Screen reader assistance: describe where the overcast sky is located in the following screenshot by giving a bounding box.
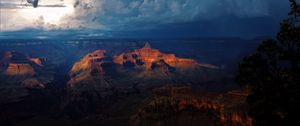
[0,0,291,38]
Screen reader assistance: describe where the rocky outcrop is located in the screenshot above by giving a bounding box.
[0,51,46,77]
[0,51,46,84]
[0,51,52,88]
[4,63,35,77]
[114,42,216,71]
[68,50,111,89]
[112,42,220,90]
[131,86,252,126]
[28,58,43,66]
[65,50,115,118]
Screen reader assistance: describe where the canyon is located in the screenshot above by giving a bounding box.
[0,40,260,126]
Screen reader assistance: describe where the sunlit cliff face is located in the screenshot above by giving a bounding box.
[68,50,107,88]
[113,43,217,70]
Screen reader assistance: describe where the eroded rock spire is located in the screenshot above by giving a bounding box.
[143,42,151,49]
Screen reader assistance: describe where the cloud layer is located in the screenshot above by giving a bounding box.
[0,0,290,37]
[68,0,274,30]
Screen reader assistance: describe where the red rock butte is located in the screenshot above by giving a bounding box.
[0,51,48,89]
[68,50,107,88]
[0,51,44,76]
[4,63,35,76]
[114,42,215,70]
[28,58,43,66]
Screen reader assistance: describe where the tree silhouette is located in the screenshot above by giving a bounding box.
[236,0,300,125]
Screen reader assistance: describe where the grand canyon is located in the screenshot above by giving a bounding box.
[1,0,298,125]
[0,39,259,126]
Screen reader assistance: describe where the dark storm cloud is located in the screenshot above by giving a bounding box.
[70,0,282,29]
[0,0,292,38]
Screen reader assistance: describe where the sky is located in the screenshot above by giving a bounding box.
[0,0,291,39]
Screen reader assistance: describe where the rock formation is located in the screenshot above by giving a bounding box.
[68,50,112,90]
[28,58,43,66]
[3,63,35,77]
[65,50,115,118]
[0,51,46,84]
[67,42,220,93]
[112,42,219,90]
[131,86,252,126]
[114,42,216,71]
[0,50,55,118]
[0,51,55,105]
